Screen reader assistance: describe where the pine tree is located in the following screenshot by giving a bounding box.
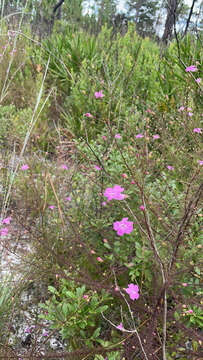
[96,0,118,28]
[126,0,159,37]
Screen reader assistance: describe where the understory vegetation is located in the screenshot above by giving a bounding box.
[0,16,202,360]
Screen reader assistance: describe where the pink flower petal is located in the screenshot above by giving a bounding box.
[21,164,29,170]
[104,185,126,201]
[94,165,101,171]
[116,322,124,331]
[113,217,133,236]
[136,133,143,138]
[178,106,185,112]
[1,227,9,237]
[84,112,93,117]
[167,165,174,171]
[94,90,104,99]
[49,205,55,210]
[193,128,202,133]
[2,216,11,224]
[125,283,139,300]
[185,65,198,72]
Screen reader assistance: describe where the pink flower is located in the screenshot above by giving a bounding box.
[94,165,101,171]
[90,249,95,254]
[61,164,68,170]
[195,78,201,83]
[113,217,133,236]
[136,133,143,138]
[102,135,107,140]
[43,331,49,337]
[25,327,32,334]
[182,283,188,287]
[103,238,108,243]
[102,201,106,206]
[122,173,127,178]
[140,205,145,211]
[1,227,8,237]
[178,106,185,112]
[49,205,55,210]
[193,128,202,133]
[187,112,193,117]
[2,216,11,224]
[131,180,135,184]
[104,185,126,201]
[187,309,193,314]
[94,90,104,99]
[115,134,121,139]
[66,196,71,201]
[116,322,124,331]
[97,257,103,262]
[187,107,192,111]
[21,164,29,170]
[185,65,198,72]
[167,165,174,171]
[125,283,139,300]
[153,134,160,140]
[115,286,119,291]
[197,160,203,166]
[83,295,88,300]
[84,112,93,117]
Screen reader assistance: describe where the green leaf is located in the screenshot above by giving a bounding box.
[76,286,86,297]
[62,303,69,317]
[174,311,180,320]
[65,290,76,299]
[97,305,108,313]
[92,327,101,339]
[48,286,57,294]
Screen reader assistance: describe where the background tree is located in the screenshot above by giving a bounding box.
[62,0,84,29]
[96,0,118,30]
[162,0,179,43]
[126,0,159,37]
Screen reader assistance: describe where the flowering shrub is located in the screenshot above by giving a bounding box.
[0,23,202,360]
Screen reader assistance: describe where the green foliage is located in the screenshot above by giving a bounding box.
[39,279,110,348]
[158,33,203,109]
[0,105,16,149]
[94,353,120,360]
[0,278,16,340]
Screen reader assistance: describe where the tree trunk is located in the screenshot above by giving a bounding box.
[183,0,197,37]
[50,0,65,34]
[135,0,144,26]
[162,0,179,43]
